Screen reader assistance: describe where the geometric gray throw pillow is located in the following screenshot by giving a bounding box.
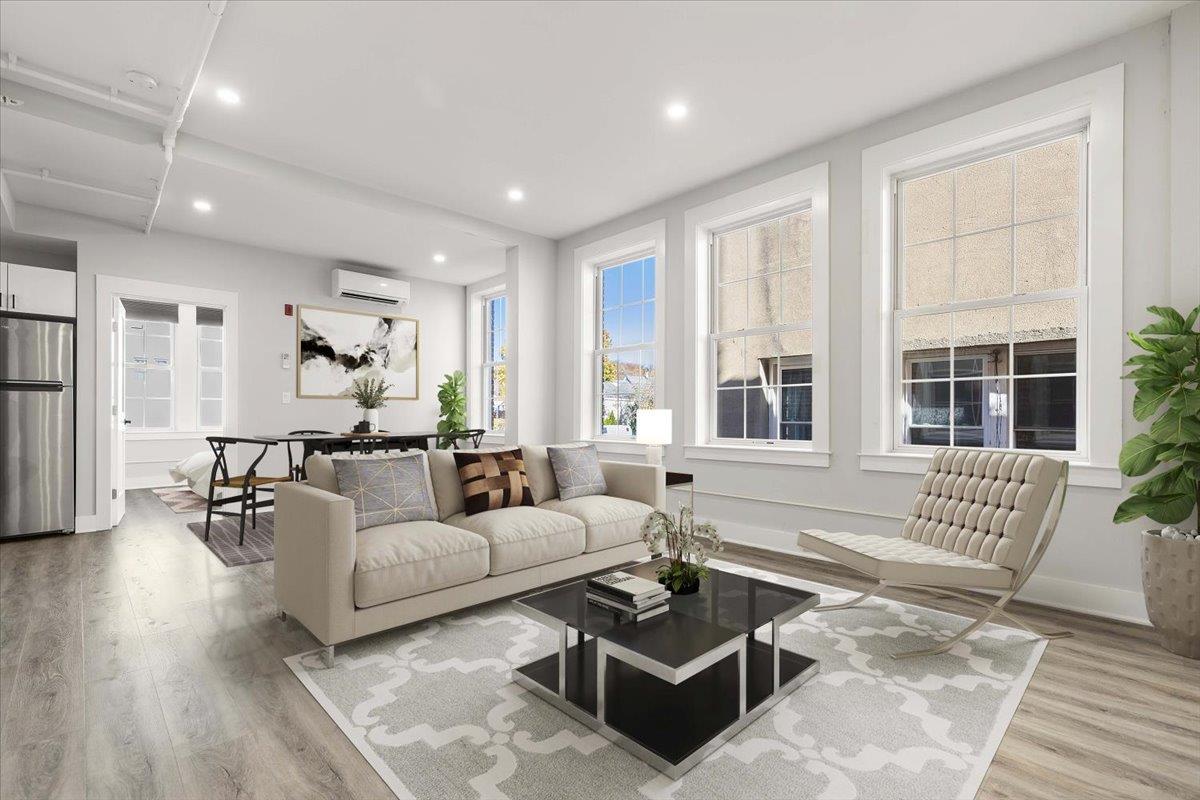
[332,451,438,531]
[546,443,608,501]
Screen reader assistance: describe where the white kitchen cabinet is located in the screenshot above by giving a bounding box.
[3,263,76,317]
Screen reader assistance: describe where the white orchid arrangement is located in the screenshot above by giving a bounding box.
[641,505,723,592]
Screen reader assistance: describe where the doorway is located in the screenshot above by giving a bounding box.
[95,276,238,528]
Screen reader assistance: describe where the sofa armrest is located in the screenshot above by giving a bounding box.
[274,481,357,646]
[600,461,665,510]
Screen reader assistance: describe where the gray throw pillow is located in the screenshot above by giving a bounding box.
[332,451,438,531]
[546,444,608,500]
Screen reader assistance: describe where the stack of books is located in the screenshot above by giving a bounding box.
[586,571,670,622]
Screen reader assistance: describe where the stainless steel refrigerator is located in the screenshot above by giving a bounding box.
[1,313,75,537]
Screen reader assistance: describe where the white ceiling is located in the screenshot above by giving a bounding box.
[0,0,1187,276]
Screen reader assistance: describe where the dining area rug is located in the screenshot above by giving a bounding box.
[151,485,208,513]
[186,513,275,567]
[285,560,1045,800]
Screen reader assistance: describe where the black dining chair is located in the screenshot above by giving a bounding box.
[286,429,332,481]
[204,436,290,545]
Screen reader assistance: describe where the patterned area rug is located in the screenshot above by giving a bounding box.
[186,513,274,567]
[152,486,207,513]
[286,560,1045,800]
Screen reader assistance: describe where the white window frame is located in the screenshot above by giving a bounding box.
[593,250,657,440]
[860,65,1124,488]
[708,204,817,448]
[123,319,175,432]
[892,126,1088,457]
[572,219,666,454]
[481,290,507,434]
[466,281,507,436]
[683,163,831,467]
[197,321,224,431]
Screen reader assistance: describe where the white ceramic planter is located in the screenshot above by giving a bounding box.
[1142,530,1200,659]
[363,408,379,432]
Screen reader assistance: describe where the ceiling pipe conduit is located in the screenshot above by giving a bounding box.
[143,0,227,234]
[0,52,173,123]
[0,166,156,204]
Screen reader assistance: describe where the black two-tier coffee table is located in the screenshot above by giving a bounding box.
[512,559,819,778]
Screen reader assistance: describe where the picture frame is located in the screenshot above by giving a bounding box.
[295,304,420,400]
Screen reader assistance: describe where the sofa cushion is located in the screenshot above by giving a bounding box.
[444,506,584,574]
[539,495,651,553]
[454,448,534,515]
[332,451,438,530]
[547,444,608,500]
[520,444,559,504]
[306,452,408,496]
[355,520,490,608]
[427,449,464,521]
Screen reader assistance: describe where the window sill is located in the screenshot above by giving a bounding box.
[684,444,831,467]
[126,430,216,441]
[587,439,647,456]
[858,451,1121,488]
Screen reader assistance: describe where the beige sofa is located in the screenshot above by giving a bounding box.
[274,445,664,658]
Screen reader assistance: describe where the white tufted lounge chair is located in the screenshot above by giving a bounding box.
[798,448,1072,659]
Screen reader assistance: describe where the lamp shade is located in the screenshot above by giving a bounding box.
[636,409,672,446]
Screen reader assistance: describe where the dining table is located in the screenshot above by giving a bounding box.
[254,430,444,481]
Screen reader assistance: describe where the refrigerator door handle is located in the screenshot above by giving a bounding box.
[1,380,66,392]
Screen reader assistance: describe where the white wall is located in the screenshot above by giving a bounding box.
[556,17,1195,623]
[13,205,469,520]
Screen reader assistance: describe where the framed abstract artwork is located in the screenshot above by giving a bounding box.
[296,305,419,399]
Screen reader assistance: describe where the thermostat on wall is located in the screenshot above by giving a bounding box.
[281,353,291,369]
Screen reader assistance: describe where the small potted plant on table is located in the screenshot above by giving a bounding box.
[1113,305,1199,659]
[350,377,389,432]
[641,505,723,594]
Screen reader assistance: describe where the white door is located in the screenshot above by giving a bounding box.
[0,263,8,309]
[110,298,127,526]
[7,264,76,317]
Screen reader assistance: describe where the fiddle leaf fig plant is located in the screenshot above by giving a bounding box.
[1113,305,1200,526]
[435,370,468,449]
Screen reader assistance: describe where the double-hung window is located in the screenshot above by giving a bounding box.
[895,129,1086,453]
[482,293,507,432]
[197,306,224,429]
[122,299,179,431]
[597,254,656,437]
[711,207,813,443]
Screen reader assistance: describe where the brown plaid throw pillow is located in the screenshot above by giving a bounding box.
[454,448,534,516]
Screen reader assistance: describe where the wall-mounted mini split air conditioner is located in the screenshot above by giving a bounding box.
[332,268,410,307]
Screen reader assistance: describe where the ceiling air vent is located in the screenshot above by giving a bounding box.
[0,94,24,107]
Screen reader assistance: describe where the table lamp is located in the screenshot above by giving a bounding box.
[636,409,672,466]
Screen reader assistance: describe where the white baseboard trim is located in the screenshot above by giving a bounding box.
[714,519,1150,626]
[125,477,184,491]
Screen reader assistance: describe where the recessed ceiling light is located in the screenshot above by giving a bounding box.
[216,87,241,105]
[665,102,688,121]
[507,187,525,202]
[192,199,212,213]
[433,252,447,263]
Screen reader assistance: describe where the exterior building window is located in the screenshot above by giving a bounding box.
[597,254,656,437]
[483,293,507,432]
[711,207,813,443]
[124,319,174,430]
[895,131,1084,453]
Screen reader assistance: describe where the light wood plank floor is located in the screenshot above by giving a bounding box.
[0,489,1197,799]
